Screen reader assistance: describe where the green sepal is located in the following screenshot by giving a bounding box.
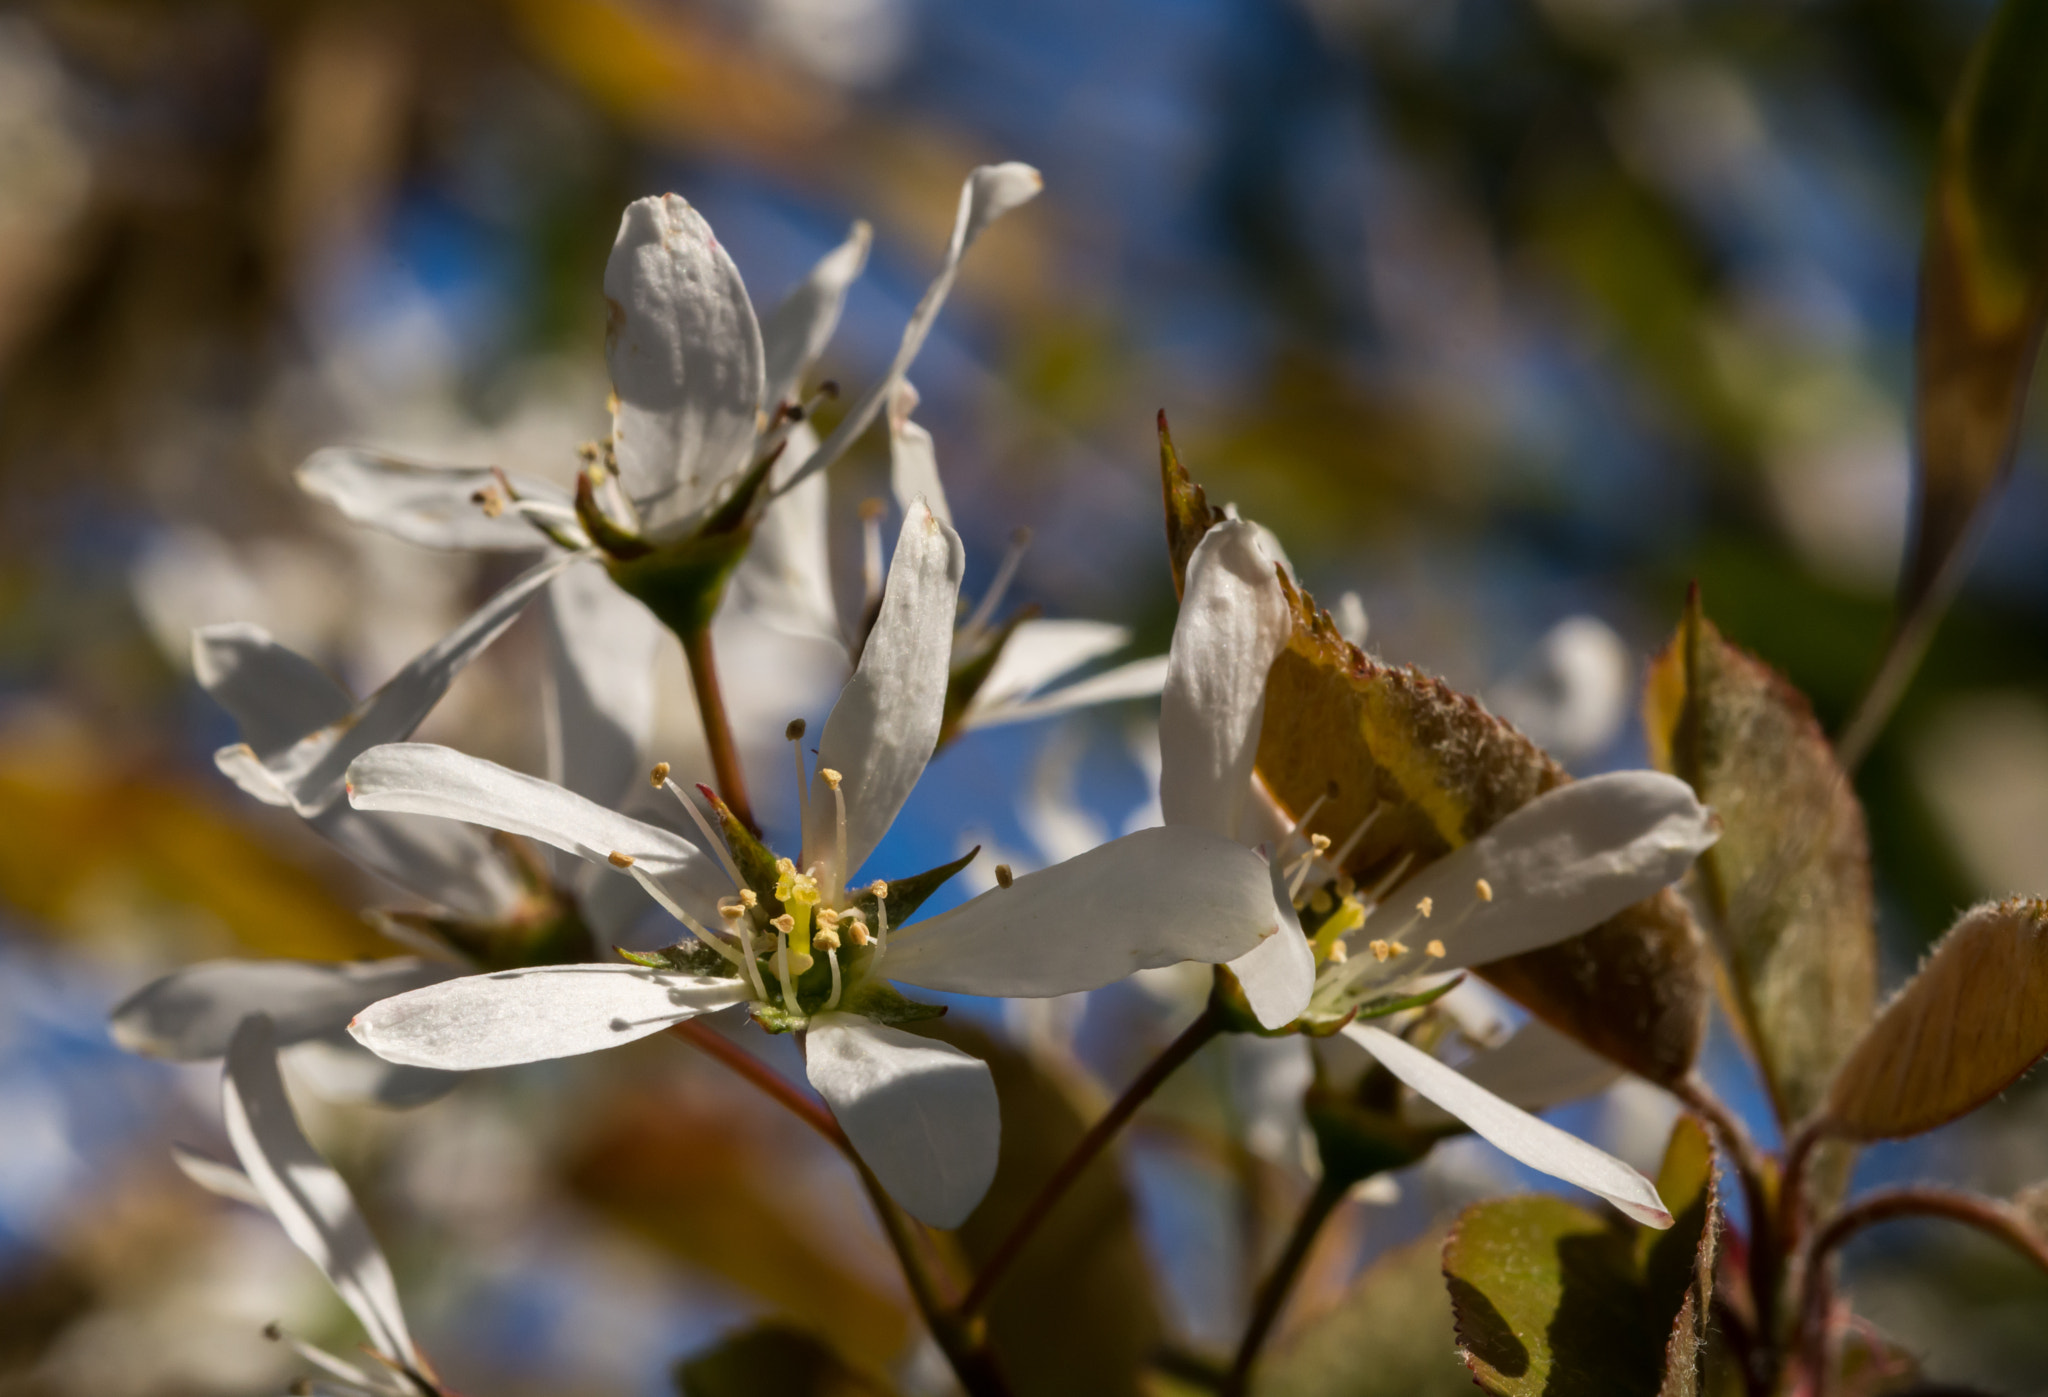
[1304,1088,1432,1191]
[839,979,947,1027]
[574,471,653,559]
[697,785,784,908]
[378,892,594,972]
[1353,974,1465,1021]
[938,608,1039,747]
[606,530,755,640]
[749,1000,806,1034]
[617,940,746,981]
[848,846,980,929]
[1211,959,1306,1037]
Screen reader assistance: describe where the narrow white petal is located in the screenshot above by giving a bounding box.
[171,1143,268,1210]
[345,743,732,914]
[1228,855,1315,1029]
[778,163,1044,498]
[965,655,1170,730]
[215,742,296,806]
[971,618,1132,712]
[282,1031,465,1109]
[885,826,1277,997]
[1342,1023,1671,1228]
[1230,1034,1314,1168]
[761,220,872,411]
[306,802,527,923]
[265,552,578,814]
[722,421,845,649]
[542,559,660,808]
[1017,725,1109,865]
[1406,1018,1622,1130]
[111,958,456,1061]
[193,624,353,756]
[805,501,964,875]
[223,1017,422,1365]
[805,1013,999,1228]
[887,380,951,525]
[350,964,748,1069]
[605,194,767,537]
[1339,771,1718,989]
[296,447,571,551]
[1488,616,1633,765]
[1158,520,1290,839]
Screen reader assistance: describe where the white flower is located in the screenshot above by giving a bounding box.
[1487,615,1634,766]
[174,1016,439,1395]
[342,502,1281,1228]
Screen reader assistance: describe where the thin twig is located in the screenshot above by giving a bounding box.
[668,1021,843,1147]
[680,625,757,834]
[1223,1176,1346,1397]
[956,1002,1226,1318]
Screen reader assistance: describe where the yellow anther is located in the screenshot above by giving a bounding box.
[1369,939,1392,962]
[472,486,506,518]
[1426,939,1446,958]
[847,919,873,947]
[995,864,1014,889]
[607,850,635,868]
[1416,896,1434,918]
[576,441,600,464]
[739,889,758,908]
[717,899,746,921]
[816,907,841,929]
[820,767,843,791]
[1388,940,1409,956]
[1475,877,1494,903]
[786,718,807,741]
[814,927,842,952]
[770,913,795,935]
[649,761,671,787]
[1308,887,1334,915]
[1335,873,1356,898]
[869,880,889,898]
[776,857,796,876]
[1310,832,1332,852]
[1326,940,1349,964]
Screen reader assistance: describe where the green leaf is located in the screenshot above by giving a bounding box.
[1251,1228,1474,1397]
[1645,589,1876,1126]
[1444,1115,1720,1397]
[923,1020,1163,1397]
[1822,897,2048,1140]
[1159,437,1710,1083]
[675,1324,894,1397]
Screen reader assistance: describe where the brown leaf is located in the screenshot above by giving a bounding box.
[1160,430,1709,1082]
[1645,589,1876,1125]
[1823,898,2048,1140]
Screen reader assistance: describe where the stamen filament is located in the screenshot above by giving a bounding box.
[772,915,800,1012]
[659,776,744,890]
[860,499,886,616]
[1331,802,1386,870]
[871,881,890,967]
[623,866,747,969]
[824,947,843,1011]
[963,527,1033,640]
[787,718,809,816]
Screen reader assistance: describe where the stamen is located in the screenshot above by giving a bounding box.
[650,761,670,787]
[739,888,758,909]
[472,485,506,518]
[1327,940,1349,963]
[787,719,809,813]
[1310,833,1333,853]
[664,780,744,890]
[1416,896,1434,919]
[1331,802,1386,870]
[845,915,871,947]
[963,527,1033,639]
[822,769,848,895]
[995,863,1014,889]
[771,914,799,1011]
[1388,939,1410,956]
[870,880,890,965]
[815,926,841,951]
[1308,887,1334,915]
[824,945,843,1011]
[623,866,746,971]
[717,899,746,921]
[1426,939,1446,958]
[1363,852,1415,907]
[860,499,887,615]
[1475,877,1493,903]
[1369,939,1393,962]
[607,851,635,868]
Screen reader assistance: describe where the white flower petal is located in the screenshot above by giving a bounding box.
[542,559,661,808]
[805,501,964,876]
[1017,725,1109,866]
[265,552,579,814]
[778,163,1044,498]
[282,1030,465,1109]
[887,380,951,526]
[309,802,527,923]
[1342,1023,1670,1227]
[972,618,1133,712]
[350,963,749,1069]
[110,958,456,1061]
[1228,854,1316,1029]
[605,194,767,538]
[964,655,1171,731]
[223,1016,422,1365]
[296,448,571,551]
[1339,771,1718,989]
[1488,616,1633,765]
[171,1143,268,1210]
[1406,1018,1622,1130]
[723,420,845,649]
[884,826,1277,997]
[804,1013,999,1229]
[761,220,872,411]
[1158,520,1290,840]
[345,743,733,915]
[193,623,353,756]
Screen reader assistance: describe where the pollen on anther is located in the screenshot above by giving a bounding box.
[869,879,889,898]
[820,768,843,790]
[739,888,758,908]
[814,927,841,952]
[1426,939,1446,958]
[1475,877,1494,902]
[994,864,1015,888]
[717,899,745,921]
[1326,940,1349,963]
[1388,940,1409,956]
[1369,939,1392,962]
[1416,896,1434,918]
[770,913,795,934]
[649,761,671,787]
[847,919,872,946]
[608,850,636,868]
[1310,832,1332,853]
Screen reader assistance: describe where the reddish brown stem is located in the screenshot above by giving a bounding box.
[680,625,757,834]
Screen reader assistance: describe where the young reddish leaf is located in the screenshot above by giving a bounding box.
[1645,590,1876,1125]
[1160,435,1709,1083]
[1444,1116,1719,1397]
[1823,898,2048,1140]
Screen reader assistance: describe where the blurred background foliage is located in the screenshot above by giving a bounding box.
[2,0,2045,1392]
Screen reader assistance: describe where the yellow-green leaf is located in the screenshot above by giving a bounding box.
[1250,1227,1473,1397]
[1823,897,2048,1140]
[1444,1115,1719,1397]
[675,1324,895,1397]
[1645,590,1876,1125]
